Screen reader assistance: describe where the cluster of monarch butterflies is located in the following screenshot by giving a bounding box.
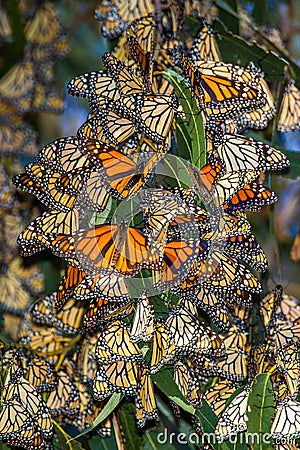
[0,1,69,342]
[1,0,300,448]
[0,1,68,157]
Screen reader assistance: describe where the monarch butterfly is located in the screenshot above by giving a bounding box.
[80,139,163,199]
[0,266,31,314]
[72,380,112,437]
[140,188,182,239]
[50,222,163,277]
[275,342,300,398]
[173,300,225,357]
[213,324,249,381]
[74,271,130,302]
[20,329,73,364]
[150,321,170,372]
[0,368,53,442]
[231,303,252,323]
[150,308,224,373]
[0,405,46,449]
[0,59,36,112]
[102,52,147,99]
[103,54,177,141]
[17,209,80,257]
[260,285,283,329]
[0,120,37,155]
[73,333,99,382]
[270,398,300,439]
[78,171,111,211]
[173,361,202,408]
[205,380,236,416]
[78,109,137,147]
[24,1,67,50]
[152,237,204,291]
[250,342,273,374]
[223,182,277,213]
[191,20,222,62]
[165,303,203,350]
[95,320,143,362]
[188,159,224,193]
[130,291,154,343]
[179,54,266,120]
[68,71,121,108]
[213,133,289,173]
[236,75,276,130]
[274,321,300,351]
[138,94,177,142]
[189,290,232,332]
[135,368,158,427]
[222,323,248,350]
[12,173,48,207]
[46,368,80,417]
[278,293,300,322]
[85,297,133,329]
[215,386,250,438]
[36,136,90,173]
[93,360,142,398]
[127,16,155,91]
[30,294,86,334]
[216,345,249,382]
[13,169,84,212]
[8,256,44,297]
[202,212,251,241]
[277,79,300,132]
[2,348,57,393]
[187,355,236,384]
[229,288,253,307]
[56,265,86,309]
[188,159,258,209]
[95,0,155,38]
[181,251,262,295]
[223,232,268,272]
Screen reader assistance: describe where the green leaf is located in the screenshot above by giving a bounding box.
[69,393,124,440]
[53,422,85,450]
[195,400,226,450]
[217,0,239,34]
[153,371,247,450]
[88,432,119,450]
[215,20,300,82]
[0,443,11,450]
[119,403,144,450]
[94,196,114,224]
[161,70,206,169]
[196,399,248,450]
[247,373,275,450]
[156,154,195,189]
[152,369,195,415]
[40,258,62,295]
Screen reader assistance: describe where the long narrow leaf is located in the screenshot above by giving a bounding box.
[247,373,275,449]
[68,393,124,441]
[162,70,206,169]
